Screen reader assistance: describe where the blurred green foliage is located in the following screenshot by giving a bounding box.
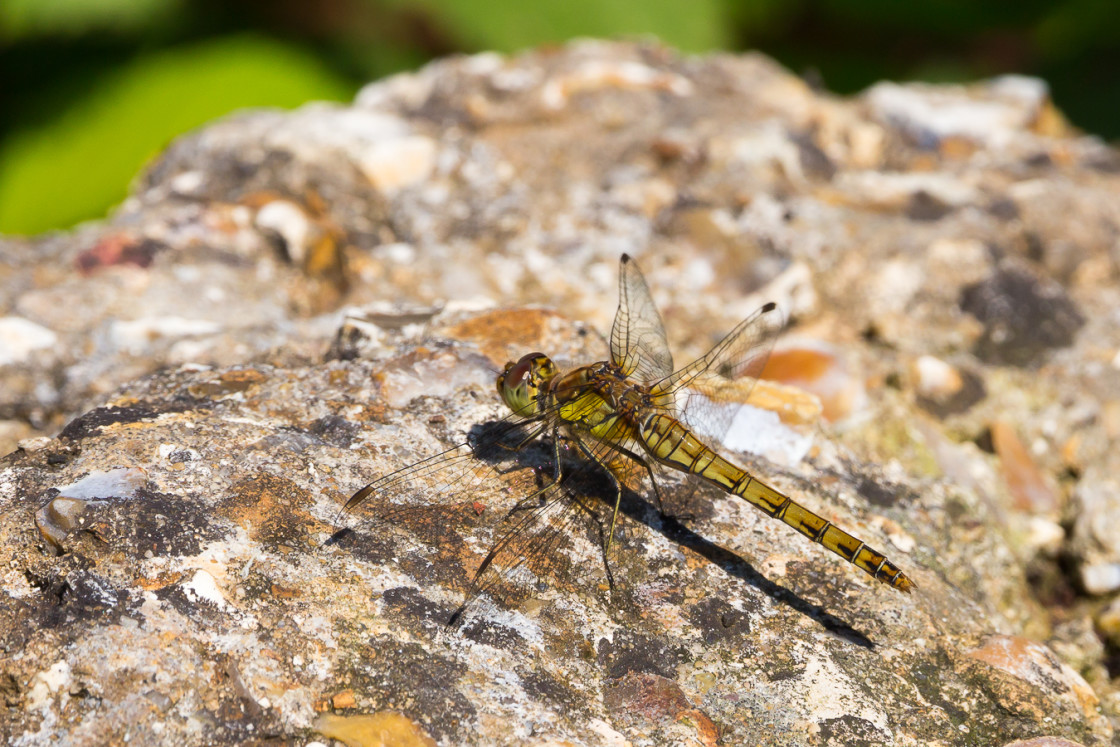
[0,35,352,234]
[0,0,176,36]
[413,0,728,52]
[1,0,1116,235]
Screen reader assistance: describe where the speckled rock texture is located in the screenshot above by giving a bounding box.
[2,41,1119,746]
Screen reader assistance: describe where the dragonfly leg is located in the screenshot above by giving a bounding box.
[603,440,668,515]
[604,480,622,557]
[600,534,616,591]
[568,437,664,557]
[604,450,672,546]
[588,439,691,520]
[503,427,567,518]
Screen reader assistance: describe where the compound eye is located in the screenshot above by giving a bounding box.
[507,353,545,387]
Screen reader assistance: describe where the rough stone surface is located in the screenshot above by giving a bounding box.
[2,41,1119,745]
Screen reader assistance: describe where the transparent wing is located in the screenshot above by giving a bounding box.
[342,414,542,517]
[443,398,673,619]
[452,452,616,622]
[342,399,624,621]
[650,301,784,446]
[610,254,674,382]
[340,415,554,594]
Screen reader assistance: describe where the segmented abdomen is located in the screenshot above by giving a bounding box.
[639,413,913,593]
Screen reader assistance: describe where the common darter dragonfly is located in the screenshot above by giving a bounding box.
[343,254,913,623]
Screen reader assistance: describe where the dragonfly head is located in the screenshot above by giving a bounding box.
[497,353,557,418]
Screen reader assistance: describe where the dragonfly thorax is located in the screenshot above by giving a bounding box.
[497,352,558,418]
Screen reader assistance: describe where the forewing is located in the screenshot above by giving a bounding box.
[342,415,543,518]
[610,254,674,382]
[650,301,784,444]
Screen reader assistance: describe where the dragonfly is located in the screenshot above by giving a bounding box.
[342,254,913,623]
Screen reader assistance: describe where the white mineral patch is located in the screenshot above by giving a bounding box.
[0,316,58,366]
[379,351,494,408]
[17,436,52,452]
[178,530,250,585]
[1076,474,1120,565]
[158,443,202,462]
[723,121,805,182]
[293,614,338,650]
[0,468,14,502]
[587,718,629,746]
[168,338,219,366]
[914,355,963,399]
[988,74,1049,107]
[1081,563,1120,596]
[709,400,813,468]
[541,60,692,110]
[798,653,889,731]
[109,317,222,354]
[870,515,917,554]
[168,169,204,195]
[461,50,504,75]
[181,569,230,610]
[2,568,33,599]
[475,605,544,649]
[255,200,313,263]
[490,63,541,93]
[927,237,990,285]
[25,660,71,710]
[138,591,168,624]
[1025,516,1064,555]
[379,242,417,264]
[874,258,925,314]
[354,67,436,111]
[754,260,817,320]
[837,170,978,207]
[355,135,438,194]
[275,108,411,154]
[866,80,1043,144]
[57,467,145,501]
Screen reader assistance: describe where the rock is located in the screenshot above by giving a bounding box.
[1070,465,1120,595]
[964,635,1104,729]
[911,354,986,414]
[865,76,1058,148]
[761,341,866,423]
[2,41,1119,745]
[0,317,58,367]
[991,420,1060,516]
[960,260,1085,366]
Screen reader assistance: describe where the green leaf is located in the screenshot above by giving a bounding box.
[0,34,355,236]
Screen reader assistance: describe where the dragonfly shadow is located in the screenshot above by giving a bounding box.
[323,527,352,547]
[467,420,556,472]
[615,490,877,650]
[327,416,875,648]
